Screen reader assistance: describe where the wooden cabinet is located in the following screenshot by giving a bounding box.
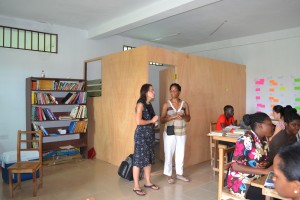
[26,77,88,158]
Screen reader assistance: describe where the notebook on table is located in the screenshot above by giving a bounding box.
[264,171,275,189]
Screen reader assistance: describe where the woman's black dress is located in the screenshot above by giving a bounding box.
[133,99,156,168]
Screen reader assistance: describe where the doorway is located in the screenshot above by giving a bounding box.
[148,63,176,173]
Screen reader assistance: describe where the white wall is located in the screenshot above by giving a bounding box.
[0,16,176,154]
[180,27,300,114]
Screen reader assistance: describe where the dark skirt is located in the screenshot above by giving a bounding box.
[133,124,155,168]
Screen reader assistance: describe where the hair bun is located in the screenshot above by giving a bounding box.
[243,114,251,126]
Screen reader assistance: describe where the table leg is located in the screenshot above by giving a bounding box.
[213,139,218,176]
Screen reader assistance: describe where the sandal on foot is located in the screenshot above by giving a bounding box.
[144,184,159,190]
[168,178,175,184]
[176,175,190,182]
[133,189,146,196]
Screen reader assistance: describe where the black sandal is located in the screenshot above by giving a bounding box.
[133,189,146,196]
[144,184,159,190]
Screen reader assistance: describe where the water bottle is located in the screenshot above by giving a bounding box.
[41,70,45,78]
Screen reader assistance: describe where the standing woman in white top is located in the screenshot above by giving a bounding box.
[160,83,191,184]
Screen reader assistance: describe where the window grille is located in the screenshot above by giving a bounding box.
[0,25,58,53]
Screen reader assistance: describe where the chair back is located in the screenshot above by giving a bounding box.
[17,130,43,163]
[210,122,217,132]
[218,146,236,200]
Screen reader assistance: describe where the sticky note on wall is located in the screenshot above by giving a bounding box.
[255,79,264,85]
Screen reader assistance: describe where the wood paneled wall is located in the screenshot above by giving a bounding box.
[87,46,245,167]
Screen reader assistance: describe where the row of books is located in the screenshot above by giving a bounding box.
[31,92,58,105]
[32,122,49,136]
[56,81,85,91]
[32,106,57,121]
[68,120,88,133]
[61,92,87,104]
[70,105,88,119]
[32,80,85,91]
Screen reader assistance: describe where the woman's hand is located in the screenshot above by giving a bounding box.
[152,115,159,124]
[256,161,269,168]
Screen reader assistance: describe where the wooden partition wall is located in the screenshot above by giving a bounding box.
[87,46,245,167]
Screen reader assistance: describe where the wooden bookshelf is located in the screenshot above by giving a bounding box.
[26,77,88,158]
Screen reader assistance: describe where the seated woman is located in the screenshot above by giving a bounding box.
[227,112,273,200]
[273,142,300,200]
[269,105,284,141]
[268,108,300,166]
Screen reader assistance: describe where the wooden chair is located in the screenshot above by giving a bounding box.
[210,122,228,167]
[8,130,43,198]
[218,147,246,200]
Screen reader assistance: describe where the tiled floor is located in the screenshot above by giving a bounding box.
[1,158,218,200]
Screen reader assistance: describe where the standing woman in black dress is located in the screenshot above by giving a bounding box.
[133,84,159,196]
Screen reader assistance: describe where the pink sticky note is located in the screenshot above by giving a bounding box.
[255,88,261,92]
[255,79,265,85]
[256,96,261,100]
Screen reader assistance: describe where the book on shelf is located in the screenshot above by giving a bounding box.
[58,116,72,120]
[37,80,55,90]
[32,123,49,136]
[61,92,73,103]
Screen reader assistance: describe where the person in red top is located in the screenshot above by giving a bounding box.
[216,105,235,131]
[216,105,236,162]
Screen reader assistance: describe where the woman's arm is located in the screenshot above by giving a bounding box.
[231,162,272,175]
[182,102,191,122]
[136,103,158,125]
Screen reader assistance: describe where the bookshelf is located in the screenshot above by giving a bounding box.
[26,77,88,158]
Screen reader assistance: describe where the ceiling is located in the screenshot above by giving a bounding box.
[1,0,300,48]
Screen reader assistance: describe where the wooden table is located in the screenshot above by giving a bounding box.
[251,176,291,200]
[208,132,238,175]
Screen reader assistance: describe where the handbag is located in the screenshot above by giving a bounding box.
[166,122,175,136]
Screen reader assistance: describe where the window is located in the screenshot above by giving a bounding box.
[123,45,135,51]
[0,25,58,53]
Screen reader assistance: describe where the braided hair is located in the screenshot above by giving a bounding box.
[243,112,271,131]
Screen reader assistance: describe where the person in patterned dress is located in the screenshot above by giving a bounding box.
[132,84,159,196]
[227,112,273,200]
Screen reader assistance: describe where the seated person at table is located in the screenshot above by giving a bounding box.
[273,142,300,200]
[216,105,235,131]
[216,105,236,161]
[227,112,273,200]
[268,108,300,166]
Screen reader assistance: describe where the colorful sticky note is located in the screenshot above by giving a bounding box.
[269,97,274,100]
[295,106,300,111]
[269,80,278,86]
[294,78,300,82]
[273,98,279,103]
[256,88,261,92]
[256,96,261,100]
[255,79,264,85]
[279,87,286,91]
[295,98,300,102]
[295,86,300,90]
[269,88,275,92]
[257,103,266,108]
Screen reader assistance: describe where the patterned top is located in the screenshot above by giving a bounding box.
[164,100,186,136]
[227,130,269,198]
